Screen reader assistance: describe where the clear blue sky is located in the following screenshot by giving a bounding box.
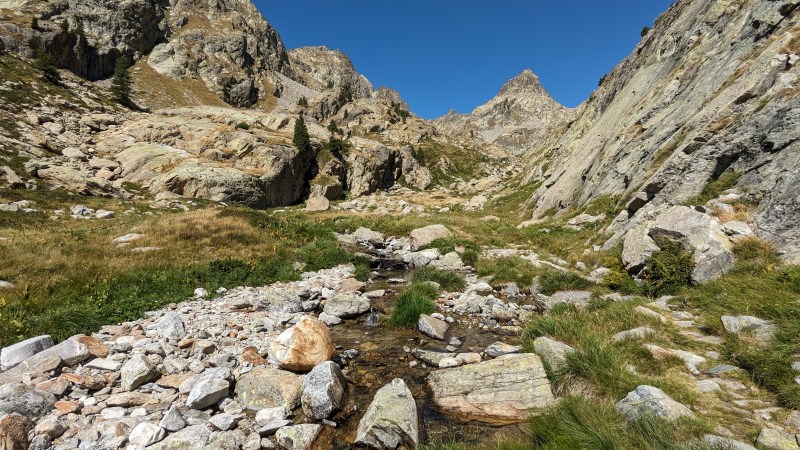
[256,1,674,119]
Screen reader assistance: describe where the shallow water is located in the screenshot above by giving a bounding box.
[313,272,527,448]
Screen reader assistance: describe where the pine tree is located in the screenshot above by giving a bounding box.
[297,96,308,107]
[31,17,39,30]
[293,115,310,152]
[110,56,132,106]
[29,37,60,84]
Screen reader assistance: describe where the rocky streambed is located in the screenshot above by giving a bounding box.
[0,225,555,450]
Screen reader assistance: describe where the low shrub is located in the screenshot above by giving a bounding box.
[640,238,694,297]
[235,122,249,130]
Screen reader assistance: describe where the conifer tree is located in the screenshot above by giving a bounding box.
[293,115,310,152]
[110,56,132,106]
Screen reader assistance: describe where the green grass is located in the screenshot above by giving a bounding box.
[528,396,710,450]
[297,238,371,281]
[429,237,480,266]
[477,257,536,288]
[387,282,439,327]
[0,256,300,343]
[684,171,740,206]
[412,267,467,292]
[640,238,694,297]
[682,239,800,408]
[538,270,593,295]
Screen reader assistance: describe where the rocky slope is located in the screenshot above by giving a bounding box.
[521,0,800,262]
[434,69,576,155]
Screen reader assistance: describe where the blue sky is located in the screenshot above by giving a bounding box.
[256,1,674,119]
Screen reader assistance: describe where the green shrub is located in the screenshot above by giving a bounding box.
[460,248,478,267]
[412,266,466,292]
[685,171,740,206]
[235,122,249,130]
[603,267,643,295]
[388,282,439,327]
[538,270,592,295]
[297,96,308,107]
[640,238,694,297]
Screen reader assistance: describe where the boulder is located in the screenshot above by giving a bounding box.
[0,335,54,371]
[755,428,800,450]
[235,367,303,411]
[305,196,330,212]
[418,314,449,340]
[427,354,555,424]
[353,227,386,244]
[323,293,370,319]
[301,361,346,420]
[721,315,776,343]
[267,316,335,371]
[355,378,418,449]
[532,336,575,370]
[615,385,694,421]
[409,225,452,250]
[120,354,158,391]
[255,288,305,316]
[274,424,322,450]
[186,368,232,410]
[542,291,592,310]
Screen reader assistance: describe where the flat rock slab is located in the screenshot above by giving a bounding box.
[427,353,555,424]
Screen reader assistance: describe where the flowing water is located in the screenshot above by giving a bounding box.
[311,271,529,449]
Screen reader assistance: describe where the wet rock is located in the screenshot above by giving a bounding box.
[275,424,322,450]
[0,335,54,371]
[186,368,231,409]
[235,367,303,411]
[302,361,346,420]
[268,316,335,371]
[756,428,800,450]
[721,315,776,343]
[120,354,158,391]
[418,314,449,340]
[411,349,456,366]
[323,293,370,319]
[484,342,522,357]
[428,354,555,424]
[532,336,575,370]
[409,224,452,250]
[615,385,694,421]
[355,378,418,449]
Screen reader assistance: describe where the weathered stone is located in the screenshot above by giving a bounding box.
[0,384,56,420]
[129,422,167,446]
[0,413,32,450]
[120,354,158,391]
[418,314,449,340]
[149,425,211,450]
[532,336,575,370]
[615,385,694,421]
[612,326,657,342]
[0,335,54,371]
[302,361,346,420]
[702,434,757,450]
[428,354,555,424]
[409,224,452,250]
[755,428,800,450]
[411,349,456,366]
[235,367,303,411]
[323,293,370,318]
[156,312,186,340]
[542,291,592,310]
[484,342,522,358]
[210,413,241,431]
[274,424,322,450]
[159,405,186,432]
[305,196,330,212]
[268,316,335,371]
[355,378,418,449]
[721,315,776,343]
[186,368,231,409]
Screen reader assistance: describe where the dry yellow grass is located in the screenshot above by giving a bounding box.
[131,60,228,110]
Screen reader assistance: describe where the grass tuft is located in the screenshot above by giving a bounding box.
[412,267,467,292]
[387,282,439,327]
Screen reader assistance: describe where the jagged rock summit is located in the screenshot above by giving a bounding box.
[434,69,576,155]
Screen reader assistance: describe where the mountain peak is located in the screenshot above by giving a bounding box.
[499,69,543,95]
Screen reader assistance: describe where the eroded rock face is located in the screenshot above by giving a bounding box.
[267,316,335,371]
[355,378,418,449]
[524,0,800,264]
[427,353,555,424]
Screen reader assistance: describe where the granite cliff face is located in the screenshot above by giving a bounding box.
[435,69,575,156]
[522,0,800,262]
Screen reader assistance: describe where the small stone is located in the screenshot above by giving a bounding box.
[274,424,323,450]
[418,314,449,340]
[210,413,241,431]
[255,407,290,426]
[186,368,231,409]
[120,354,158,391]
[156,312,186,340]
[484,342,522,357]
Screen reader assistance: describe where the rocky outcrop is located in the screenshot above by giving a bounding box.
[435,69,575,155]
[288,46,373,98]
[427,353,555,424]
[523,0,800,263]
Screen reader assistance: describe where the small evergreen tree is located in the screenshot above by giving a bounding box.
[31,16,39,30]
[641,26,651,37]
[73,18,85,37]
[293,115,310,152]
[298,96,308,107]
[110,56,132,106]
[326,80,334,89]
[29,37,60,84]
[60,19,69,32]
